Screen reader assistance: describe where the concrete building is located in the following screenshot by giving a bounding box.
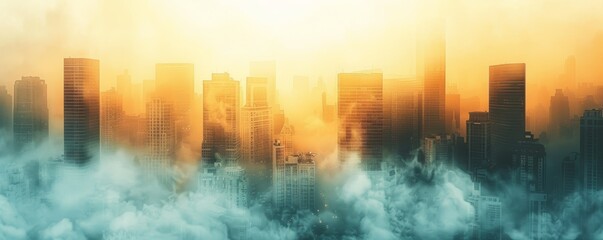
[467,112,491,178]
[512,132,546,193]
[272,143,316,211]
[101,88,123,155]
[581,109,603,195]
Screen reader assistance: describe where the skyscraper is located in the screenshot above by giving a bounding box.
[116,70,134,115]
[64,58,100,165]
[446,93,460,134]
[489,63,526,170]
[100,88,123,154]
[202,73,240,166]
[383,78,421,159]
[250,61,276,107]
[0,86,13,134]
[240,77,273,195]
[417,18,446,138]
[581,109,603,195]
[512,132,546,193]
[272,142,316,211]
[467,112,491,177]
[144,97,175,185]
[338,73,383,171]
[549,89,570,137]
[13,76,48,149]
[155,63,194,150]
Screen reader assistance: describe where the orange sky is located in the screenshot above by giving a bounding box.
[1,0,603,136]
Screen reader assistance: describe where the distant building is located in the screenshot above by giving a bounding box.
[144,97,175,186]
[13,76,48,149]
[512,132,546,193]
[338,72,383,171]
[250,61,277,107]
[489,63,526,170]
[155,63,194,152]
[64,58,100,165]
[321,92,336,123]
[417,17,446,138]
[467,112,491,178]
[581,109,603,195]
[202,73,240,166]
[383,78,421,159]
[0,86,12,134]
[549,89,570,138]
[561,153,579,197]
[446,93,461,134]
[240,77,273,196]
[467,184,502,240]
[101,88,123,155]
[197,163,249,208]
[528,193,547,240]
[272,142,316,211]
[423,134,455,165]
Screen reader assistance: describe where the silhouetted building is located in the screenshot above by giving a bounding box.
[13,76,48,149]
[446,93,460,134]
[467,112,491,178]
[202,73,241,166]
[250,61,277,107]
[0,86,13,134]
[417,17,446,138]
[338,73,383,171]
[512,132,546,193]
[64,58,100,165]
[116,70,135,115]
[101,88,123,155]
[549,89,570,138]
[489,63,526,170]
[581,109,603,195]
[383,78,421,159]
[561,153,579,197]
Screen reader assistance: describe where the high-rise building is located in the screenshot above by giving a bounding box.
[528,193,547,240]
[116,70,135,115]
[417,18,446,138]
[202,73,240,166]
[561,153,579,197]
[489,63,526,170]
[144,97,175,185]
[64,58,100,165]
[155,63,194,150]
[549,89,570,137]
[13,76,48,149]
[468,184,502,240]
[250,61,276,107]
[581,109,603,195]
[197,163,249,208]
[276,122,294,158]
[240,77,273,195]
[512,132,546,193]
[322,92,336,123]
[338,73,383,171]
[100,88,123,154]
[467,112,491,177]
[423,134,457,165]
[0,86,13,134]
[383,78,421,159]
[446,93,460,134]
[272,142,316,211]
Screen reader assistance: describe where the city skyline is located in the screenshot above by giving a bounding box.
[2,1,603,239]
